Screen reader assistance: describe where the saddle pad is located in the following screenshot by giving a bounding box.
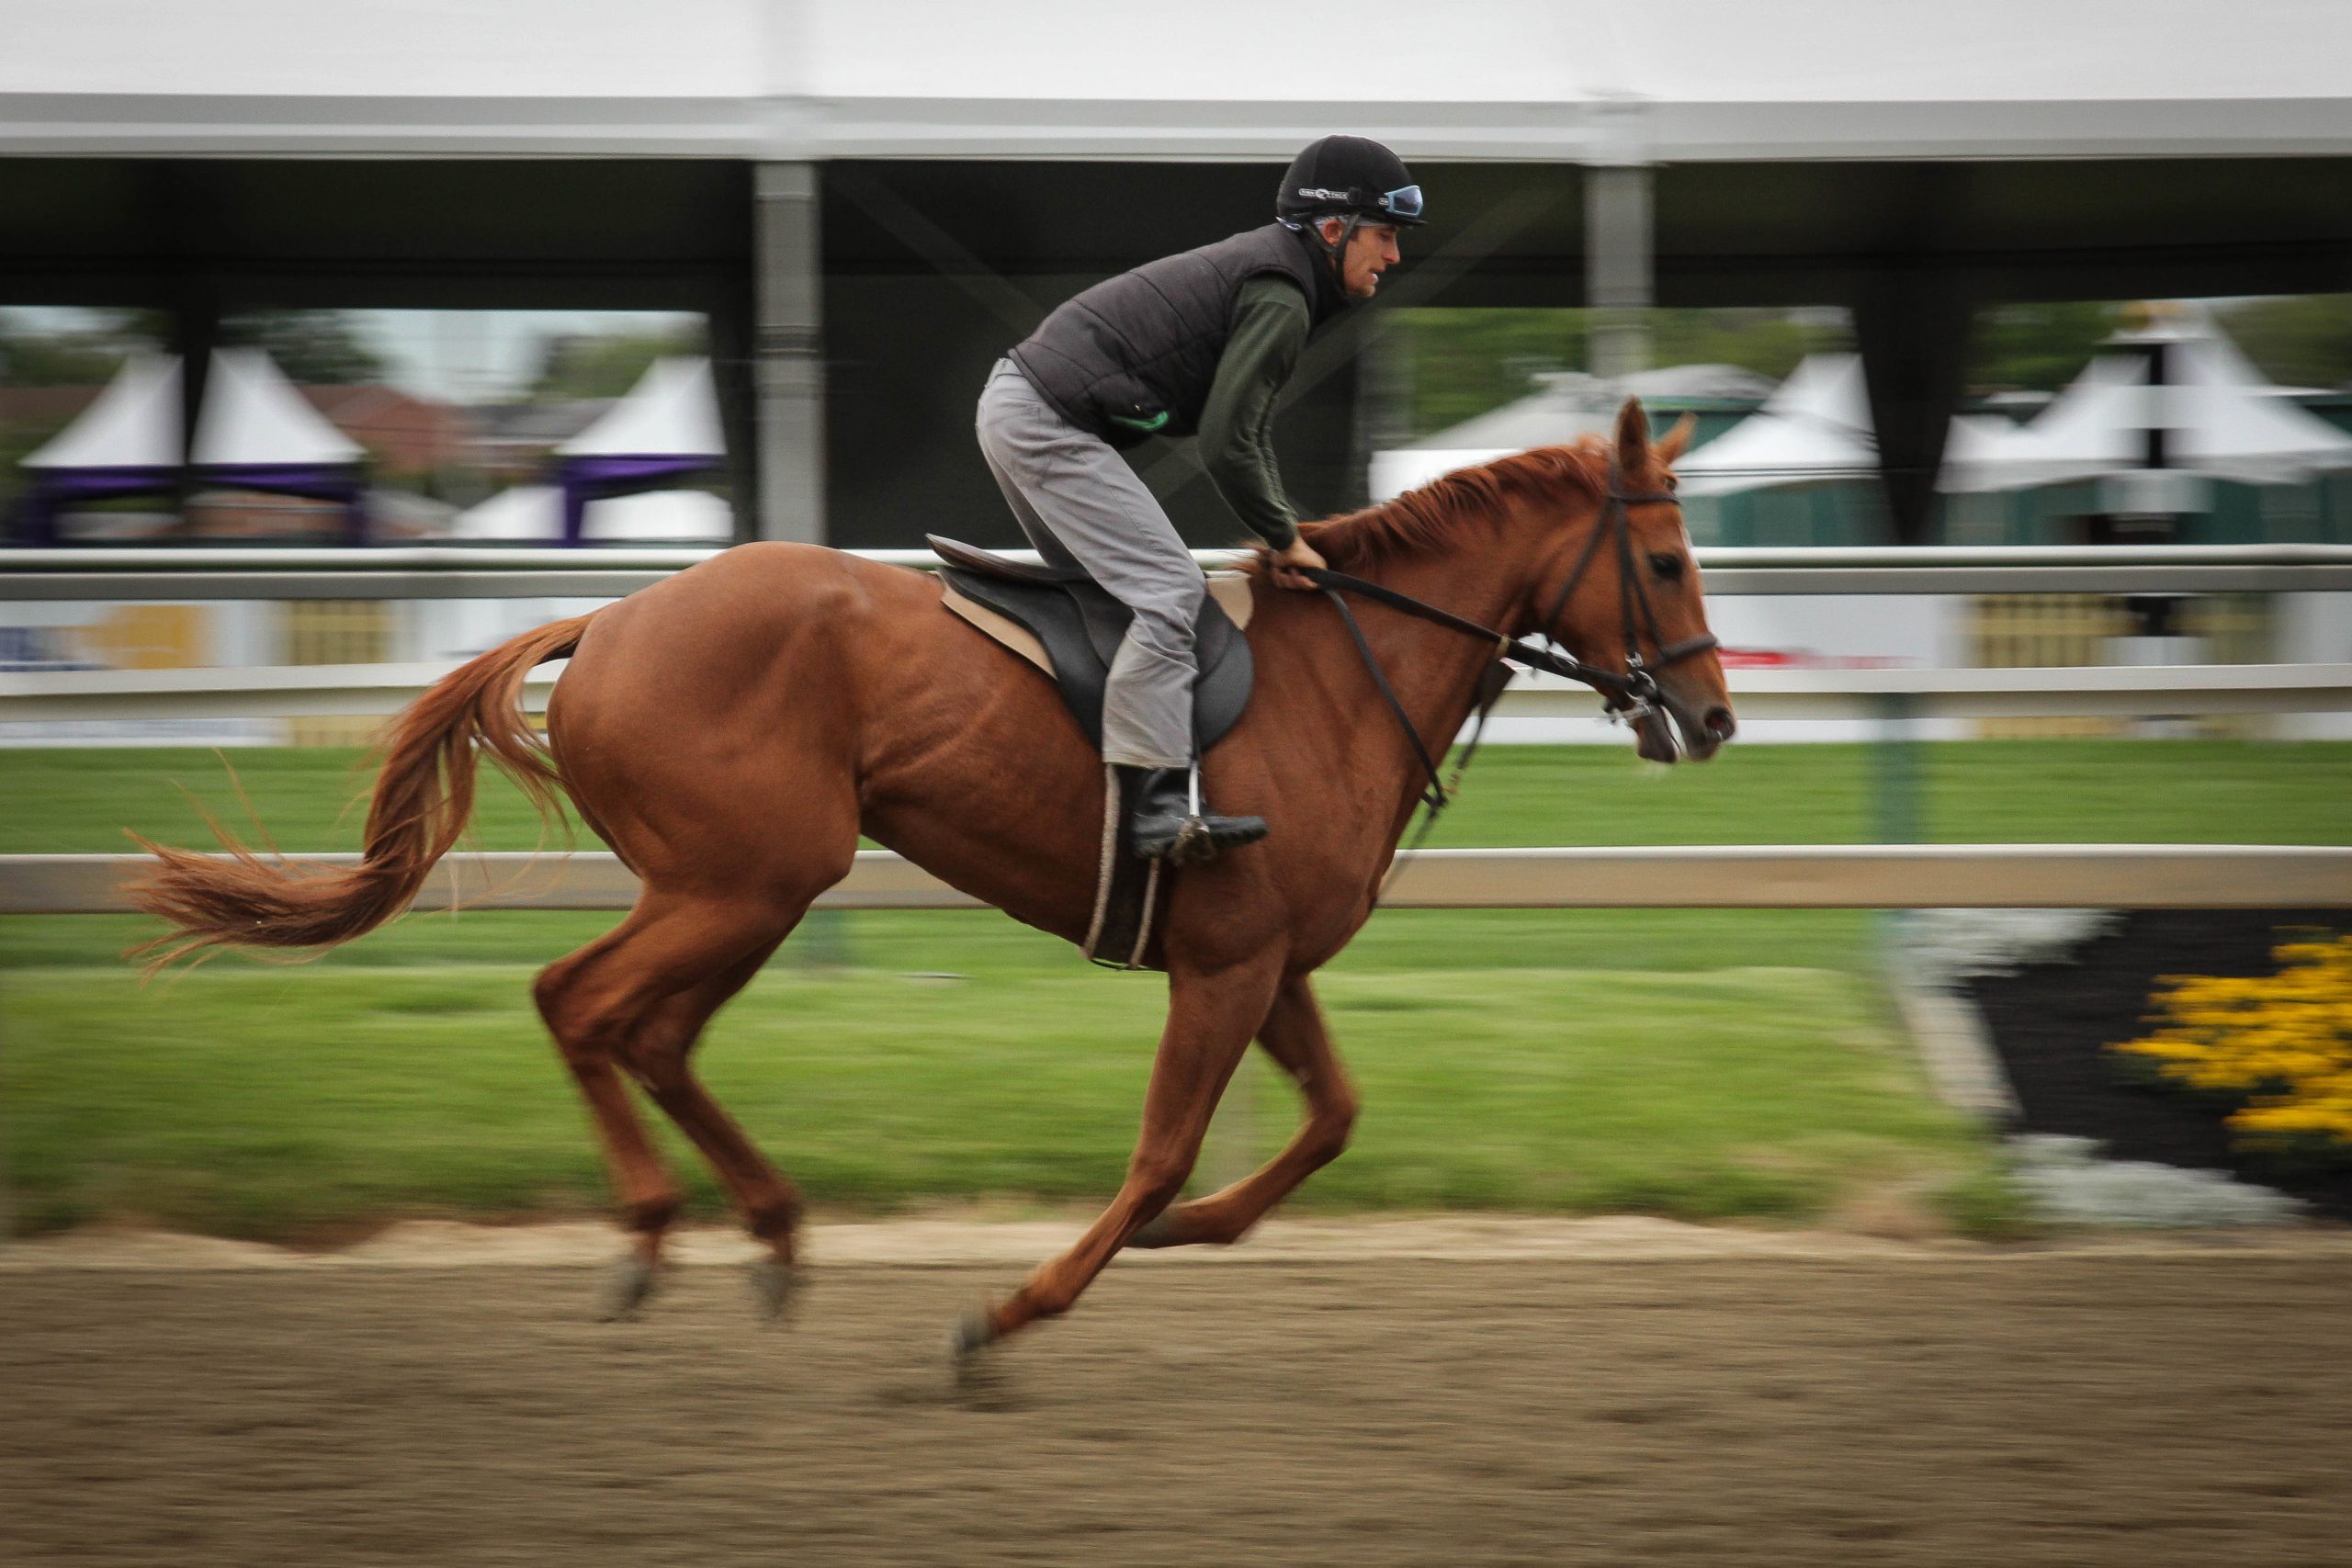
[936,568,1255,752]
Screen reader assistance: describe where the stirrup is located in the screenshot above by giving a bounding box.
[1127,764,1266,865]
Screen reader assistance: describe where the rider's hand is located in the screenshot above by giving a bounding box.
[1269,536,1328,592]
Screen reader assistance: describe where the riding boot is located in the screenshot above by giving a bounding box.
[1121,765,1268,864]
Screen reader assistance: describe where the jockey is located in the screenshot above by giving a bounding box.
[977,134,1424,863]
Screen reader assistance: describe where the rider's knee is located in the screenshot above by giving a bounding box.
[1131,581,1204,655]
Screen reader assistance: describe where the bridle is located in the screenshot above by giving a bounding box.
[1526,458,1721,724]
[1296,460,1721,860]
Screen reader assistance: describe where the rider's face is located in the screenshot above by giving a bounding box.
[1319,220,1403,299]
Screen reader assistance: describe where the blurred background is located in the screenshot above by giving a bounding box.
[4,7,2352,1560]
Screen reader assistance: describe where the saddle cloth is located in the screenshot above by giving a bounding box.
[929,534,1259,969]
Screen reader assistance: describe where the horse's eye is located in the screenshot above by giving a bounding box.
[1647,551,1685,582]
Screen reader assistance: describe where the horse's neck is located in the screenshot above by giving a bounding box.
[1261,547,1532,845]
[1363,550,1532,640]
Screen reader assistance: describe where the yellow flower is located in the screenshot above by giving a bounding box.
[2108,935,2352,1154]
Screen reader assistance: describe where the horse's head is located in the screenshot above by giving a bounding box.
[1528,400,1735,763]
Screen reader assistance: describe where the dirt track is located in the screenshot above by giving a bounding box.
[8,1234,2352,1566]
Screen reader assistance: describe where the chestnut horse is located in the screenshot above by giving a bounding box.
[130,400,1732,1360]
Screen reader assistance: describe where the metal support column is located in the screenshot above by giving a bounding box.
[754,162,826,544]
[1585,164,1653,382]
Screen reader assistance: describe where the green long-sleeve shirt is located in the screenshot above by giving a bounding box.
[1197,275,1314,549]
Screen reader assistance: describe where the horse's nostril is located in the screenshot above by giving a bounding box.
[1704,706,1736,741]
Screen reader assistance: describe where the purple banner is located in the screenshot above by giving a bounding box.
[555,454,717,547]
[191,464,367,545]
[9,468,181,547]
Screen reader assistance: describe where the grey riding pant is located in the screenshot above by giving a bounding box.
[975,357,1205,770]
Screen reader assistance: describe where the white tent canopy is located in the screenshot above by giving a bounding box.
[188,348,364,468]
[1672,353,1876,498]
[21,352,182,469]
[452,484,733,543]
[1940,311,2352,492]
[1368,364,1779,502]
[555,357,725,460]
[1368,447,1514,503]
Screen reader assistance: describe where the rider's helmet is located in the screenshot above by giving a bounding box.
[1275,135,1427,231]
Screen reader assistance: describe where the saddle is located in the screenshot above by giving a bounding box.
[929,534,1260,971]
[929,535,1256,753]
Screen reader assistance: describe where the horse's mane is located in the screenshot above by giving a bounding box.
[1290,438,1611,570]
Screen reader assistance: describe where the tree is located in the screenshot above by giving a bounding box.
[219,310,387,385]
[1962,301,2120,394]
[2214,296,2352,390]
[0,307,168,387]
[528,328,706,402]
[1385,309,1587,438]
[0,333,122,388]
[1381,306,1848,441]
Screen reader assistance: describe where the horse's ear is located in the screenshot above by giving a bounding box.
[1613,398,1651,469]
[1657,412,1697,467]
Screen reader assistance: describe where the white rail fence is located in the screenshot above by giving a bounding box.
[6,658,2349,724]
[6,542,2352,599]
[5,543,2346,915]
[7,845,2350,916]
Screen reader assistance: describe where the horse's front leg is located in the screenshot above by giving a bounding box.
[955,954,1283,1359]
[1126,972,1357,1249]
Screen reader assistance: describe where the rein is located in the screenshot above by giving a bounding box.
[1296,468,1720,881]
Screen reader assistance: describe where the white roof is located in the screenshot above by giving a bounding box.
[1674,354,1876,497]
[452,484,734,542]
[1372,361,1778,499]
[21,352,182,470]
[189,348,365,468]
[1368,448,1516,503]
[1941,310,2352,491]
[1413,365,1776,454]
[5,0,2350,159]
[555,357,726,460]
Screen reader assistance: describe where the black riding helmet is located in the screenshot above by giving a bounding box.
[1275,135,1427,229]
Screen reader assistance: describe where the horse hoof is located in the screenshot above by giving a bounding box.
[949,1308,1012,1404]
[749,1258,801,1324]
[598,1254,659,1322]
[950,1306,997,1361]
[1126,1213,1183,1249]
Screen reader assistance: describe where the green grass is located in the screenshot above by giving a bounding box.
[1,739,2340,1242]
[6,739,2348,857]
[2,963,1996,1240]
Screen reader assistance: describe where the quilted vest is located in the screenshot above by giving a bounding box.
[1009,223,1346,449]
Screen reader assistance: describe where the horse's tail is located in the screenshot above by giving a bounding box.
[129,614,595,968]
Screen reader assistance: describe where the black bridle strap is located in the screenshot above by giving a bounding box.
[1319,583,1452,813]
[1371,655,1514,908]
[1300,566,1647,697]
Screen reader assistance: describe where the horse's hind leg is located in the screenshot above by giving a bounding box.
[628,941,814,1319]
[534,892,796,1318]
[958,954,1283,1360]
[1126,973,1358,1249]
